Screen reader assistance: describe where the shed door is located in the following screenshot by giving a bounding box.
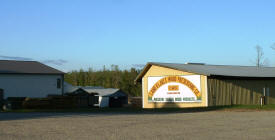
[94,96,99,104]
[88,95,99,106]
[263,87,270,105]
[109,97,123,108]
[0,89,3,106]
[88,95,94,106]
[0,89,3,100]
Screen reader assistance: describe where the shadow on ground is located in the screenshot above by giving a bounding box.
[0,106,229,121]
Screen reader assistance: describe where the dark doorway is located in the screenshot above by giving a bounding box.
[109,96,127,108]
[0,89,3,100]
[109,97,121,107]
[0,89,4,108]
[88,94,99,106]
[263,87,270,105]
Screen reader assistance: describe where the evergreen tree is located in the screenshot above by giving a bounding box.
[64,66,142,97]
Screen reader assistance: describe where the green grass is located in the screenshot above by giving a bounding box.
[2,105,275,113]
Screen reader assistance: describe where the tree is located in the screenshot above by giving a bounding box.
[64,65,142,97]
[254,45,267,67]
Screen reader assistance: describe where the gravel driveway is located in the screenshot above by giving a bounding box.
[1,111,275,140]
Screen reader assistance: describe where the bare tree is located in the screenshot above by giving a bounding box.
[254,45,265,67]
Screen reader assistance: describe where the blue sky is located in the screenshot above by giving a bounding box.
[1,0,275,72]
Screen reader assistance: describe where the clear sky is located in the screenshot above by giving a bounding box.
[1,0,275,72]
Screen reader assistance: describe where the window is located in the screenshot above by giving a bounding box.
[57,79,61,89]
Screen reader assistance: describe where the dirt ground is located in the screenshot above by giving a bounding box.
[1,111,275,140]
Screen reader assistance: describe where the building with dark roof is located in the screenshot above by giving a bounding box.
[0,60,65,74]
[65,85,128,108]
[135,62,275,108]
[0,60,65,100]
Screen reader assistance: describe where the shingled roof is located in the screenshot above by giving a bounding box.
[0,60,64,74]
[135,62,275,83]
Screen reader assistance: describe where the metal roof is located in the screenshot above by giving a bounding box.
[82,88,126,97]
[65,85,126,97]
[0,60,64,74]
[64,82,79,93]
[135,62,275,82]
[64,84,105,94]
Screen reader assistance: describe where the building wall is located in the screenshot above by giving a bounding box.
[142,65,208,108]
[0,74,63,99]
[208,77,275,106]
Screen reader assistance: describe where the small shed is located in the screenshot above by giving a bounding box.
[66,88,98,107]
[66,86,128,108]
[83,88,128,108]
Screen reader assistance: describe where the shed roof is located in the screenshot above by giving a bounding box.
[0,60,64,74]
[135,62,275,82]
[64,82,79,93]
[82,88,126,97]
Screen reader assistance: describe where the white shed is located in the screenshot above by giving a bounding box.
[0,60,65,99]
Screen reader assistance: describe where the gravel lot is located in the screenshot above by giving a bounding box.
[1,111,275,140]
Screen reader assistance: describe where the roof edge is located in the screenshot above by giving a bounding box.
[0,60,65,74]
[38,62,65,74]
[134,63,152,84]
[134,62,209,84]
[135,62,275,83]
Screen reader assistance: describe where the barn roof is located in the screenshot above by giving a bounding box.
[135,62,275,83]
[0,60,64,74]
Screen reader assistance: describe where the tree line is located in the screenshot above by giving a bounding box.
[64,65,142,97]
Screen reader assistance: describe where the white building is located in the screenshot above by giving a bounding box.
[0,60,65,99]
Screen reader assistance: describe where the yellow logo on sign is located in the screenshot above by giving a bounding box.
[168,85,179,91]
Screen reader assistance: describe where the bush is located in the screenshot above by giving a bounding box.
[128,97,142,108]
[23,98,52,109]
[22,96,77,109]
[7,97,27,109]
[49,96,77,109]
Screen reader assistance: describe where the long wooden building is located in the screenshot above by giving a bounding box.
[135,62,275,108]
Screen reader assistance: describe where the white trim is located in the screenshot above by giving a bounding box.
[205,76,208,107]
[142,77,145,108]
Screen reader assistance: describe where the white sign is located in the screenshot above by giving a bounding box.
[148,75,201,102]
